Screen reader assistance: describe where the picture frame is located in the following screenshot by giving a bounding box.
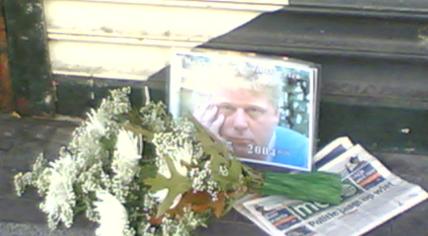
[170,49,319,171]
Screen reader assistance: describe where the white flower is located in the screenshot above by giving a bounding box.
[14,88,135,232]
[40,156,79,229]
[170,141,194,176]
[86,109,107,136]
[157,158,171,179]
[94,191,130,236]
[153,133,193,177]
[41,171,75,228]
[112,129,142,184]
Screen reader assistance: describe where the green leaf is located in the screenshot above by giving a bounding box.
[212,159,243,191]
[209,152,229,190]
[188,116,244,191]
[144,156,192,216]
[227,159,242,184]
[188,116,229,158]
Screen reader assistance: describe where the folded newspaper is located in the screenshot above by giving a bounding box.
[235,137,428,236]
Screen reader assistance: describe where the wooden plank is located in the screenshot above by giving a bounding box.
[48,39,185,81]
[292,55,428,110]
[3,0,54,115]
[207,11,428,60]
[44,0,283,81]
[54,69,168,116]
[92,78,148,110]
[44,0,265,41]
[202,12,428,110]
[48,8,428,109]
[48,0,287,11]
[55,76,93,117]
[318,102,428,154]
[289,0,428,13]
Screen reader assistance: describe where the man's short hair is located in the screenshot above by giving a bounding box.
[210,64,284,109]
[184,62,284,112]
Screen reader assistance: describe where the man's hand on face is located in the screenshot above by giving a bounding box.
[193,103,225,141]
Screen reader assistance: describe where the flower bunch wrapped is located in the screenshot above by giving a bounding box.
[14,88,341,236]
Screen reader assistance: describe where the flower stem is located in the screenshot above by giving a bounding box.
[259,171,342,204]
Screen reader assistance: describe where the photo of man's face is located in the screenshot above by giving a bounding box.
[213,89,279,160]
[170,51,316,171]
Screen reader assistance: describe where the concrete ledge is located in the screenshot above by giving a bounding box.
[0,114,426,235]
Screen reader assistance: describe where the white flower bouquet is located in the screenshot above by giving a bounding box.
[14,88,341,236]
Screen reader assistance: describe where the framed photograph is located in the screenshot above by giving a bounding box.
[170,49,319,171]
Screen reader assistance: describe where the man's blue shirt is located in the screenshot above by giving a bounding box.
[270,127,309,168]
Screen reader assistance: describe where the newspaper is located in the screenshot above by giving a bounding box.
[236,137,428,236]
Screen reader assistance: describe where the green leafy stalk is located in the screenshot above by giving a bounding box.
[259,172,342,205]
